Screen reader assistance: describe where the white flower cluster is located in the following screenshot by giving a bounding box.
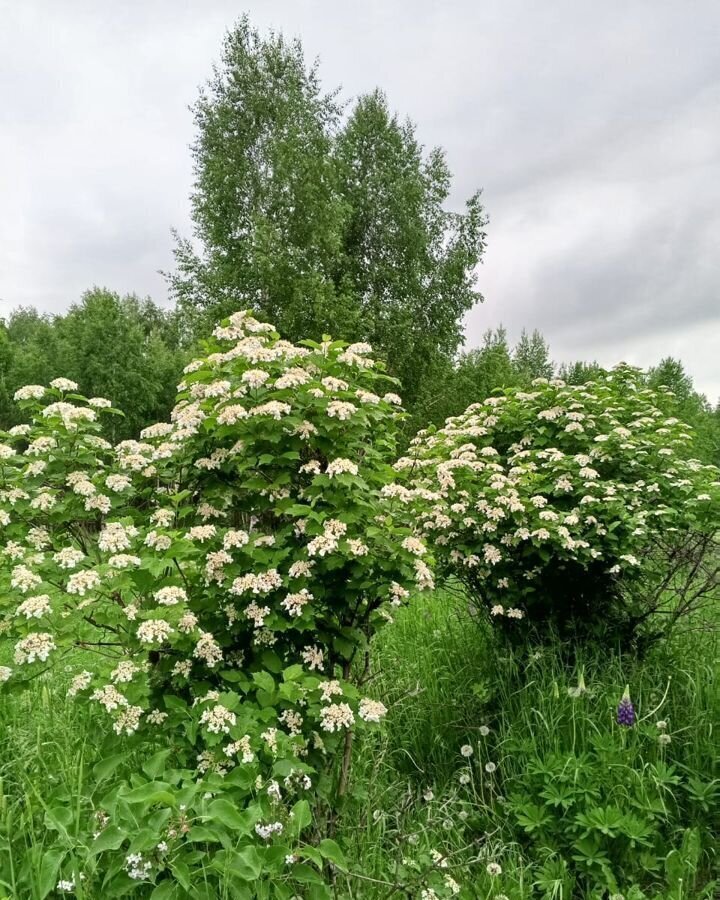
[200,703,237,734]
[14,632,56,664]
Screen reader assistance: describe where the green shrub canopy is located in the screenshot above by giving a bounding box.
[0,310,432,892]
[396,366,720,641]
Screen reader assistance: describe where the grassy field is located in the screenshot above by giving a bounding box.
[0,590,718,898]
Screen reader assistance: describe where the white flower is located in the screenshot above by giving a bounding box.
[125,852,152,880]
[194,631,223,667]
[16,594,51,619]
[320,703,355,732]
[255,821,283,840]
[137,619,173,644]
[186,525,216,542]
[66,570,101,596]
[325,458,359,478]
[225,735,254,763]
[358,698,387,722]
[106,474,131,492]
[172,660,192,678]
[242,369,270,388]
[281,589,312,617]
[460,744,473,758]
[250,401,291,420]
[402,536,426,556]
[327,400,357,421]
[486,862,502,877]
[108,554,141,569]
[14,384,45,401]
[11,565,42,593]
[200,704,237,735]
[114,705,143,735]
[0,666,12,682]
[50,378,79,391]
[485,761,497,774]
[154,586,188,606]
[111,660,141,683]
[14,632,56,664]
[98,522,137,553]
[54,547,85,569]
[301,645,324,671]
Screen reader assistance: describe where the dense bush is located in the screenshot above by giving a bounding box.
[0,310,432,896]
[395,366,720,644]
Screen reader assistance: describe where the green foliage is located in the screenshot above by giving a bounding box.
[511,329,553,384]
[648,357,720,466]
[170,17,487,411]
[335,594,719,898]
[0,289,186,440]
[0,309,432,895]
[398,366,720,644]
[0,591,718,897]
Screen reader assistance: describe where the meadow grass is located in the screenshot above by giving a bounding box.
[336,591,719,898]
[0,590,717,898]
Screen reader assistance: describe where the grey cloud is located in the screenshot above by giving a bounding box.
[0,0,719,399]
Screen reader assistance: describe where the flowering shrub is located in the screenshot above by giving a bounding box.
[0,311,432,895]
[395,366,720,643]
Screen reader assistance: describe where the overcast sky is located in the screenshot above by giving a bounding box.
[1,1,719,399]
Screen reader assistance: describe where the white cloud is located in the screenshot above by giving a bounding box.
[0,0,718,400]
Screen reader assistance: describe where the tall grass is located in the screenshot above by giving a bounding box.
[0,592,717,897]
[336,591,719,897]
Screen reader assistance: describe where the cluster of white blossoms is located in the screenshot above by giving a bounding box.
[200,704,237,734]
[66,570,101,596]
[154,586,188,606]
[320,702,355,732]
[358,698,388,722]
[325,457,359,478]
[307,519,347,557]
[137,619,174,644]
[14,632,56,664]
[16,594,51,619]
[255,821,284,840]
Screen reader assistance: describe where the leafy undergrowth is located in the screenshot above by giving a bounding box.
[0,592,718,898]
[337,592,720,898]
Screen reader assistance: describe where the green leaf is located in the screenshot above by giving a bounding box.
[150,880,181,899]
[188,825,224,843]
[143,749,173,779]
[252,671,276,694]
[212,846,263,880]
[121,781,175,807]
[207,799,252,833]
[38,848,65,899]
[91,824,127,854]
[282,664,304,682]
[318,839,347,870]
[93,752,127,782]
[291,799,312,833]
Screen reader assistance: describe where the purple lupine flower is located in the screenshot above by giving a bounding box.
[617,685,635,727]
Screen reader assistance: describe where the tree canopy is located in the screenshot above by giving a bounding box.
[170,17,487,408]
[0,289,186,439]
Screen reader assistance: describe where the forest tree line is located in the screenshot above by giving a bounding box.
[1,287,718,465]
